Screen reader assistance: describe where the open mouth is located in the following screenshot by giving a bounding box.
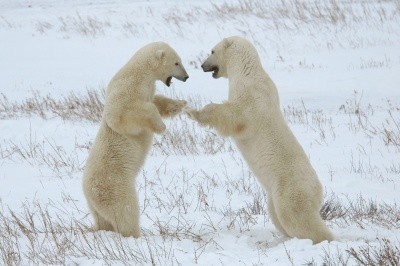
[165,75,189,86]
[203,65,219,78]
[211,66,219,78]
[165,76,172,87]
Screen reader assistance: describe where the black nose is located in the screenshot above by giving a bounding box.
[183,76,189,81]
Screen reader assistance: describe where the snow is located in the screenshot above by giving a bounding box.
[1,0,400,265]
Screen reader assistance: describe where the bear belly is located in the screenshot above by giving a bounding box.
[234,136,276,190]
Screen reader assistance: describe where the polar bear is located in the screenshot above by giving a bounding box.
[186,36,333,244]
[83,42,188,237]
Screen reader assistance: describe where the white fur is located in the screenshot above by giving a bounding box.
[187,36,333,244]
[83,42,187,237]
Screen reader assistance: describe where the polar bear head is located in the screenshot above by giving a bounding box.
[138,42,189,87]
[201,36,260,79]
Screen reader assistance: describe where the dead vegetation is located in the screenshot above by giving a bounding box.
[321,194,400,229]
[1,88,399,154]
[0,135,84,178]
[347,239,400,266]
[0,89,232,158]
[0,200,172,265]
[1,95,398,263]
[1,177,400,265]
[0,0,399,264]
[313,238,400,266]
[0,89,104,122]
[1,0,397,55]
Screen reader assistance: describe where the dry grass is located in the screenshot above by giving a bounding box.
[41,12,112,37]
[284,91,400,155]
[313,239,400,266]
[0,1,399,263]
[321,194,400,229]
[0,159,262,265]
[0,200,174,265]
[1,0,396,56]
[347,239,400,266]
[0,135,84,178]
[1,182,399,265]
[0,89,104,122]
[2,89,399,155]
[10,121,388,265]
[0,89,233,157]
[382,107,400,151]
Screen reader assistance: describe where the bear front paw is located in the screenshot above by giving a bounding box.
[184,107,199,120]
[167,100,187,116]
[202,103,218,112]
[185,107,208,125]
[151,120,166,134]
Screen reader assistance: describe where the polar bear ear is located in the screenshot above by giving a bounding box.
[223,38,233,49]
[155,49,165,60]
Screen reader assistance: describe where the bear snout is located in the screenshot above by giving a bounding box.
[201,64,211,72]
[173,75,189,82]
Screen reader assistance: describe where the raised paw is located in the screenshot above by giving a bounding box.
[184,107,200,121]
[185,103,218,124]
[202,103,218,113]
[166,99,187,116]
[185,107,209,125]
[151,119,166,134]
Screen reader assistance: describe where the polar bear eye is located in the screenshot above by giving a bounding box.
[175,62,179,66]
[211,50,214,54]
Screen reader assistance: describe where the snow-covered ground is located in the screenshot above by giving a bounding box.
[1,0,399,265]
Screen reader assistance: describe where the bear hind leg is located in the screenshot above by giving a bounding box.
[268,196,288,237]
[103,193,141,238]
[276,202,333,244]
[114,200,140,238]
[88,204,114,232]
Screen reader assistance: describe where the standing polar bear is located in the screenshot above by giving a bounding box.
[83,42,188,237]
[186,36,333,244]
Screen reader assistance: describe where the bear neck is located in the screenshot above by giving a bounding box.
[226,51,263,81]
[226,51,280,104]
[111,60,157,100]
